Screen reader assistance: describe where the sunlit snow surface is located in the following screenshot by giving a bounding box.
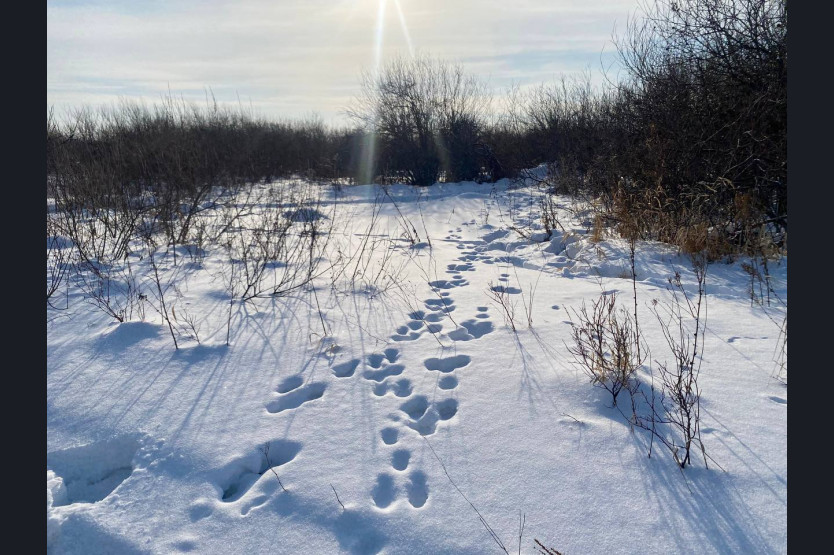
[48,178,786,554]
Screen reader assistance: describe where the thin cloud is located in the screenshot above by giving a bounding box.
[47,0,637,123]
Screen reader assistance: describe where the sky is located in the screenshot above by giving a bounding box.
[47,0,639,125]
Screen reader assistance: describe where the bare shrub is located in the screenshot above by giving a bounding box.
[73,257,142,323]
[145,242,179,350]
[497,0,786,259]
[646,257,711,468]
[348,54,491,185]
[773,314,787,383]
[508,74,612,180]
[46,216,73,307]
[568,290,646,406]
[487,281,517,332]
[328,189,410,296]
[534,539,564,555]
[219,183,333,303]
[538,194,564,241]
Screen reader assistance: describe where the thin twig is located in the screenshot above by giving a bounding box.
[261,444,287,493]
[331,483,345,510]
[422,436,509,554]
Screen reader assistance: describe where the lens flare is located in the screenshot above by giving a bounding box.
[359,0,415,184]
[392,0,414,57]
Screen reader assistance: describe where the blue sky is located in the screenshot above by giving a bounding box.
[47,0,637,124]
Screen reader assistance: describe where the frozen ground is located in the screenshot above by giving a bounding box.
[47,179,787,554]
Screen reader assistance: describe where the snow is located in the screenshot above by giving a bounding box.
[47,179,787,554]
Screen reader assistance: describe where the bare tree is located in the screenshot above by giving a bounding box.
[348,54,492,185]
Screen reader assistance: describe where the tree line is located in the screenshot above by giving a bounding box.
[48,0,786,257]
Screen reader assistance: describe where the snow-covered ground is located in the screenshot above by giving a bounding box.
[47,179,787,554]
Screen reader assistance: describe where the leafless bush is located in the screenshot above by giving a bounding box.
[741,254,783,309]
[773,314,787,383]
[348,53,492,185]
[229,185,332,301]
[509,74,612,178]
[72,252,143,323]
[328,189,411,296]
[487,281,518,332]
[605,0,785,257]
[518,277,538,329]
[646,257,711,468]
[491,0,786,259]
[145,242,179,349]
[172,305,202,344]
[46,216,73,307]
[567,254,717,472]
[539,194,564,241]
[568,291,646,406]
[383,186,421,246]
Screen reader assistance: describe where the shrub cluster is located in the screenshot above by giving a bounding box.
[545,0,787,258]
[347,54,494,185]
[47,0,786,259]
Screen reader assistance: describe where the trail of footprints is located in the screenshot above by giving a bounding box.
[257,225,497,512]
[363,226,499,510]
[266,378,326,414]
[372,426,429,509]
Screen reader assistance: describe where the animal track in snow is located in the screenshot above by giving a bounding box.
[391,331,422,342]
[400,396,430,420]
[447,262,475,272]
[380,427,399,445]
[406,471,429,508]
[266,382,326,413]
[490,285,522,295]
[364,364,406,382]
[436,399,458,420]
[429,279,455,289]
[332,359,360,378]
[373,378,413,398]
[481,229,510,242]
[424,297,455,313]
[384,348,400,363]
[403,398,458,436]
[371,473,397,509]
[370,347,402,366]
[448,328,471,341]
[438,375,458,389]
[391,449,410,471]
[430,278,469,290]
[424,354,471,373]
[220,440,302,502]
[449,319,495,341]
[47,435,141,506]
[276,375,304,393]
[367,353,386,368]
